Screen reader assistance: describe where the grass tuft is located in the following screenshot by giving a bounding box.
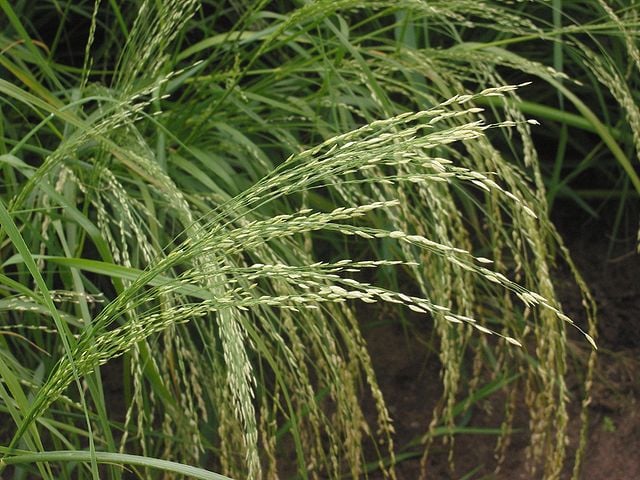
[3,0,636,478]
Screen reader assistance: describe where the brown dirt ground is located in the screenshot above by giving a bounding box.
[362,209,640,479]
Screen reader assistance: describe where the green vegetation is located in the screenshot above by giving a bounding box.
[0,1,636,479]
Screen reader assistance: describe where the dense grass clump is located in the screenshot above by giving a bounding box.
[1,1,637,479]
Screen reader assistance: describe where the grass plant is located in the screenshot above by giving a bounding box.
[1,1,637,479]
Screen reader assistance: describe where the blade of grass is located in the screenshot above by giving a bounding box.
[1,450,234,480]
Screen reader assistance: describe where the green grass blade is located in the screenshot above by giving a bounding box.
[1,450,234,480]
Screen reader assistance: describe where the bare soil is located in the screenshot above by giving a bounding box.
[363,208,640,479]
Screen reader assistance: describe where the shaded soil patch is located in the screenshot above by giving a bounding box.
[362,205,640,479]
